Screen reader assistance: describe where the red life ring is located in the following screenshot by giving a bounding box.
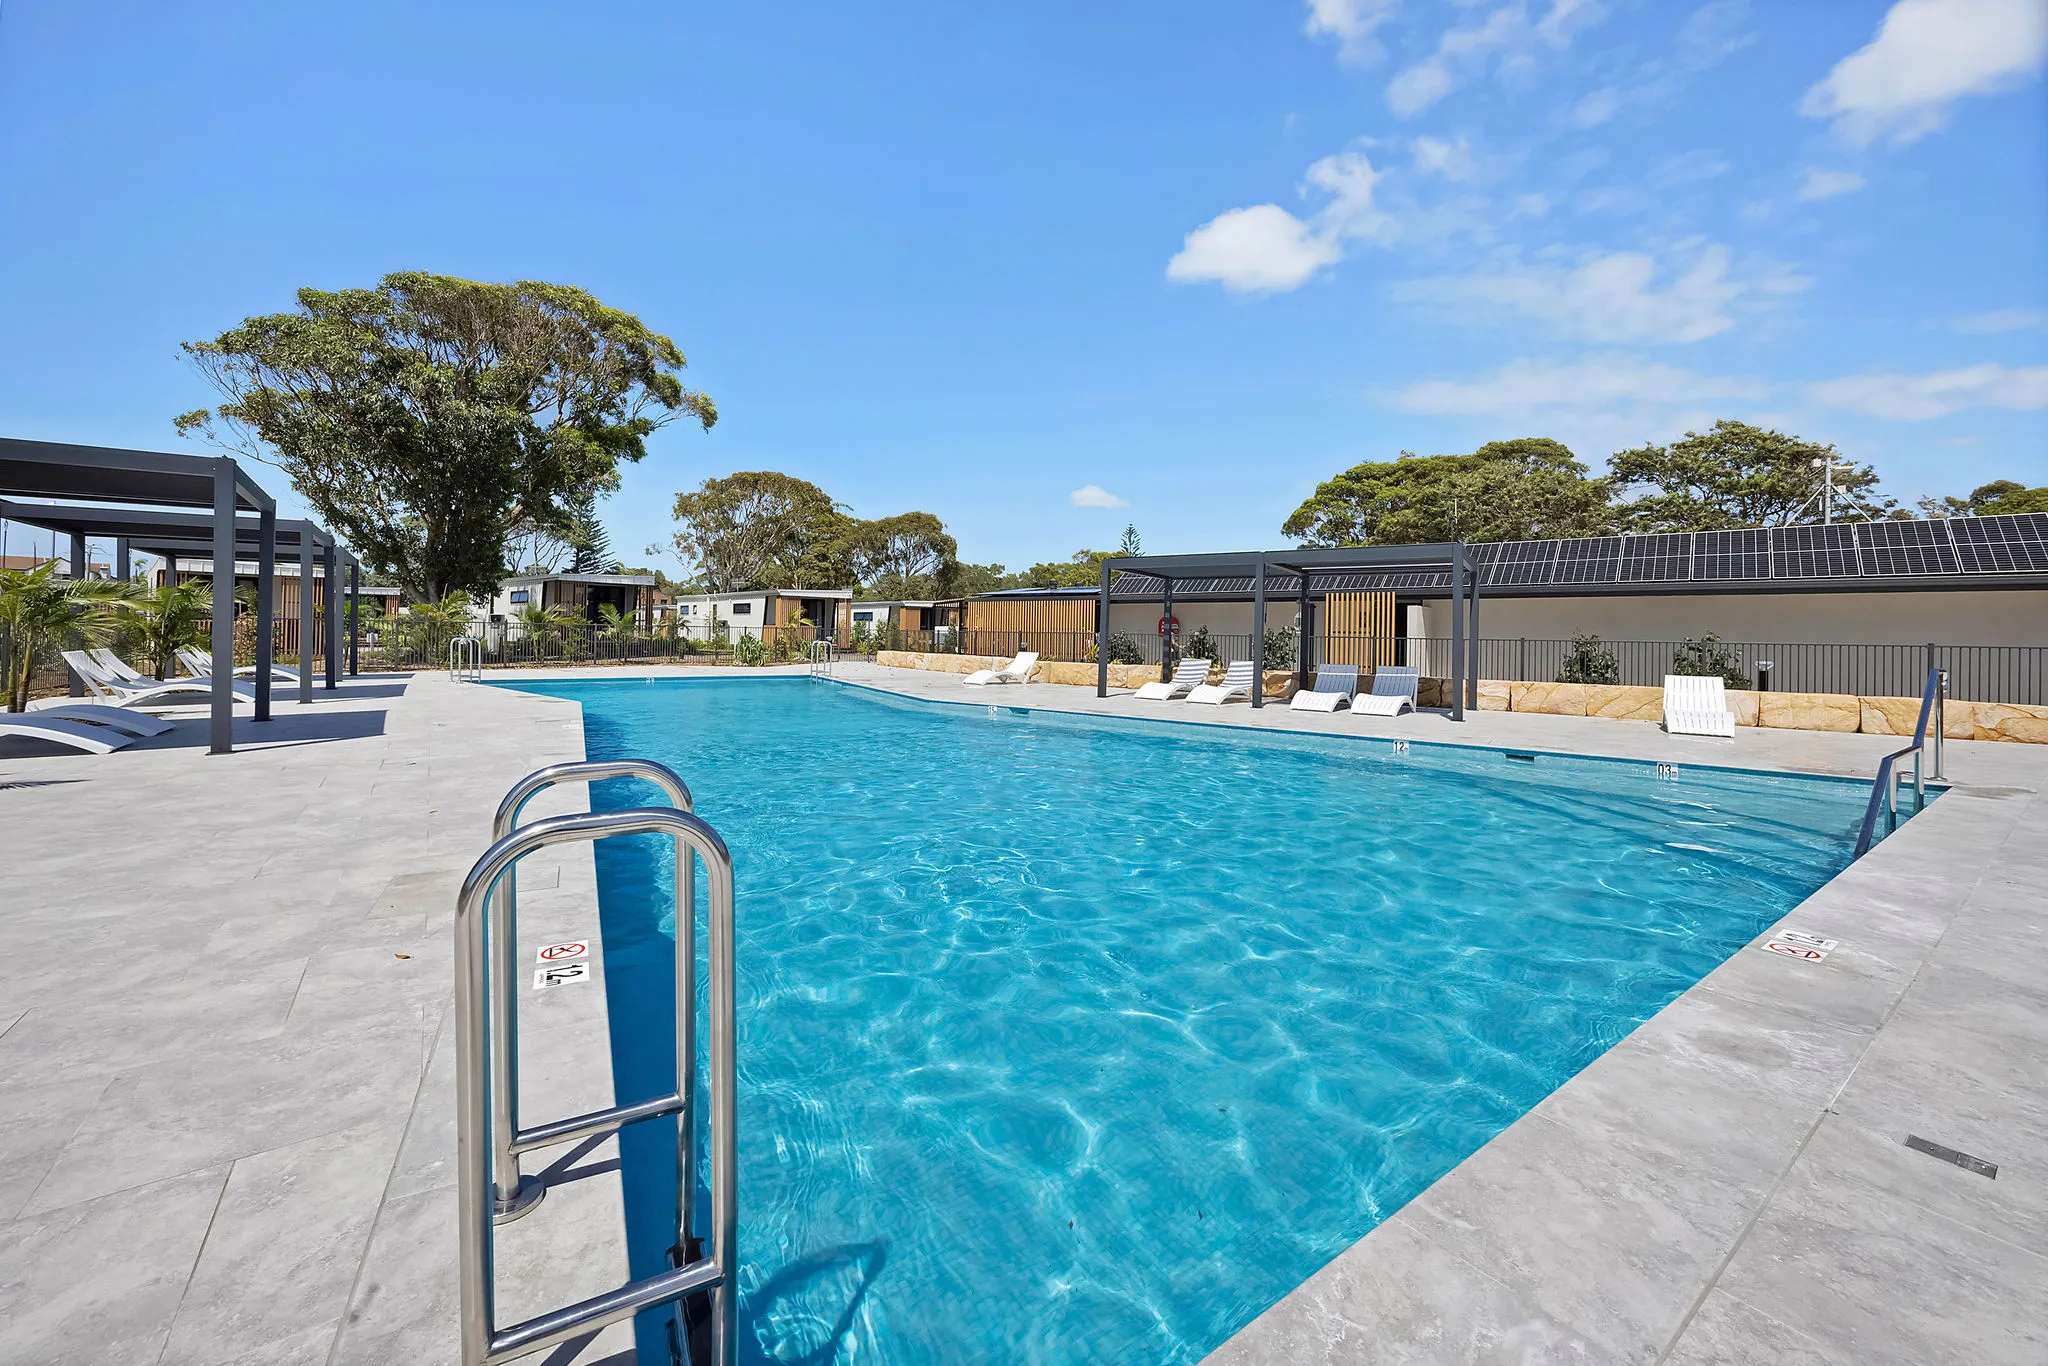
[1157,615,1180,636]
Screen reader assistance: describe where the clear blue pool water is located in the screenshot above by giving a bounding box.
[497,676,1880,1365]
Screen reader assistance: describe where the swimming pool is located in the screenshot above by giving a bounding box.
[498,676,1882,1364]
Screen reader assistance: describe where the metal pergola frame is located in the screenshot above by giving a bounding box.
[0,438,293,754]
[1095,544,1480,718]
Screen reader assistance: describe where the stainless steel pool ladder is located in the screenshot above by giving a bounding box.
[456,759,736,1366]
[1853,666,1943,858]
[450,635,484,682]
[807,638,838,677]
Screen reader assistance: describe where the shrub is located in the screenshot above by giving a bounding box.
[732,633,767,666]
[1556,633,1619,685]
[1105,631,1143,664]
[1671,634,1751,690]
[1180,624,1218,665]
[1261,626,1297,673]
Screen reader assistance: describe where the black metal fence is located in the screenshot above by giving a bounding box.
[353,618,2046,705]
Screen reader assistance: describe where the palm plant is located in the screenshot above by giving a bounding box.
[122,579,215,679]
[596,603,637,657]
[0,562,135,711]
[515,600,578,658]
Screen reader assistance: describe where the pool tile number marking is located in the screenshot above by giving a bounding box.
[1905,1135,1998,1179]
[1763,929,1838,962]
[536,941,589,964]
[1656,763,1679,779]
[1392,739,1409,755]
[534,961,591,990]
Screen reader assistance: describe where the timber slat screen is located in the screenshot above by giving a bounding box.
[1320,591,1397,668]
[963,598,1098,661]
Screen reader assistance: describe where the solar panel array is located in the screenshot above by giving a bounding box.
[1108,513,2048,597]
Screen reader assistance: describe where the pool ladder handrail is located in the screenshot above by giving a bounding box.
[450,635,484,682]
[1853,666,1943,858]
[456,759,735,1366]
[807,638,838,677]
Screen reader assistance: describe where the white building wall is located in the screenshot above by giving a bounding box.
[1413,589,2048,648]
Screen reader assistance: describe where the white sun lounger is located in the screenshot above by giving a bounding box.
[62,650,254,710]
[22,701,176,736]
[1290,662,1359,712]
[175,645,300,681]
[1663,674,1737,737]
[1133,657,1213,700]
[0,714,137,753]
[1349,666,1419,717]
[963,651,1039,686]
[1187,659,1257,705]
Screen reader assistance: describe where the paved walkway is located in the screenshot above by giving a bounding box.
[3,662,2042,1365]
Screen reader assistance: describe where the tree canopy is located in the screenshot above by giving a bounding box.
[849,512,958,596]
[564,489,616,574]
[1609,420,1893,531]
[669,471,847,592]
[1919,479,2048,518]
[1283,438,1615,546]
[178,271,714,599]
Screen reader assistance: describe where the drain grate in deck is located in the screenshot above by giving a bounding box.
[1905,1135,1998,1179]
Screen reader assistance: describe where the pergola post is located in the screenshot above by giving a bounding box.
[1160,578,1174,683]
[115,538,130,581]
[1251,558,1267,710]
[323,541,340,689]
[255,508,275,721]
[298,530,314,705]
[209,460,237,754]
[348,559,360,676]
[1095,560,1111,697]
[1466,559,1481,712]
[1295,566,1311,693]
[1449,546,1466,723]
[68,529,88,696]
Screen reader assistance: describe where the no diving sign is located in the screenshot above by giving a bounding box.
[533,961,590,990]
[536,942,589,964]
[1763,929,1839,963]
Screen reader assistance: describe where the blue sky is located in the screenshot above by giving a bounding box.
[1,0,2044,574]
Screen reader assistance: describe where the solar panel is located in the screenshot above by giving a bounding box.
[1480,540,1561,586]
[1693,528,1770,580]
[1951,513,2048,573]
[1772,524,1859,578]
[1552,536,1623,584]
[1857,519,1960,576]
[1619,532,1693,583]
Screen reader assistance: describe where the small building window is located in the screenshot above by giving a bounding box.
[509,589,529,605]
[680,604,693,615]
[731,602,752,615]
[853,611,874,622]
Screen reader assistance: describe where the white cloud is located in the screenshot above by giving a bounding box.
[1513,192,1552,216]
[1394,243,1804,344]
[1387,0,1607,117]
[1392,357,1768,415]
[1648,148,1732,187]
[1069,485,1129,509]
[1167,148,1393,293]
[1797,168,1866,200]
[1303,0,1401,65]
[1572,86,1621,126]
[1165,204,1341,293]
[1801,0,2048,145]
[1413,134,1477,180]
[1809,363,2048,419]
[1955,307,2048,333]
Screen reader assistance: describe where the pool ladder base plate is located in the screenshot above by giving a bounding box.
[493,1174,545,1225]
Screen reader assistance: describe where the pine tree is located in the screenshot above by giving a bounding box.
[1119,523,1142,556]
[567,490,613,573]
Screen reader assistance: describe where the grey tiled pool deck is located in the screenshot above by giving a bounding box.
[2,662,2043,1364]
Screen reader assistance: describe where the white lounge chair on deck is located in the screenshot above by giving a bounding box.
[1133,657,1212,700]
[1187,659,1257,705]
[0,714,137,753]
[963,651,1038,686]
[1290,663,1358,712]
[1349,666,1419,717]
[1663,674,1737,737]
[175,645,300,681]
[62,650,254,710]
[22,701,176,736]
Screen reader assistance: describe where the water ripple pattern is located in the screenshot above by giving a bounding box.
[495,677,1878,1365]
